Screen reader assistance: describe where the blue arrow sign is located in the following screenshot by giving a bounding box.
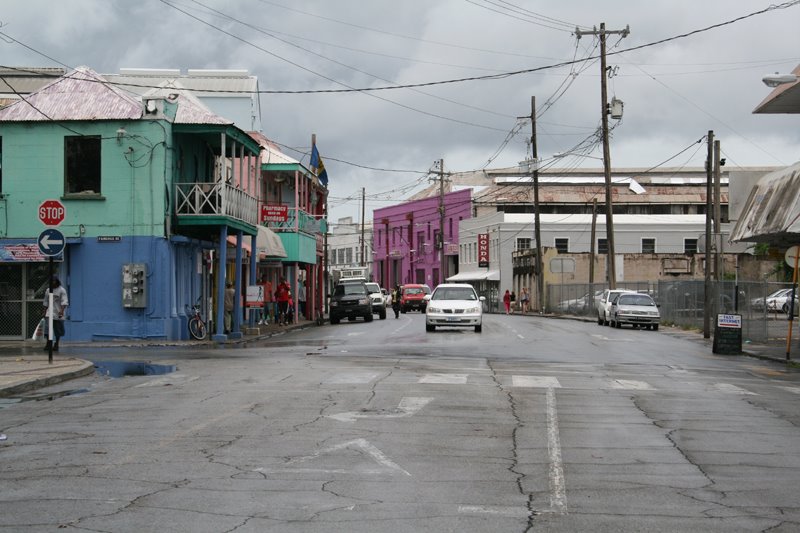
[38,228,65,257]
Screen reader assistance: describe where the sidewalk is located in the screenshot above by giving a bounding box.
[0,318,316,398]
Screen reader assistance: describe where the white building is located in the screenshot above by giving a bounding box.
[327,217,374,282]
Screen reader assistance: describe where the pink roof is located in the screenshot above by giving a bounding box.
[0,66,142,121]
[142,80,232,125]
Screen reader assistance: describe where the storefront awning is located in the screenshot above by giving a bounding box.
[225,226,287,258]
[256,225,287,258]
[446,270,500,282]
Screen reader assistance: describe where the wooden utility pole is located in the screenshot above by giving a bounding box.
[576,23,629,290]
[360,187,365,266]
[438,159,446,284]
[590,198,597,284]
[530,96,544,313]
[713,139,722,281]
[704,130,714,339]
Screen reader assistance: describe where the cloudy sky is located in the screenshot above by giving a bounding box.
[2,0,799,222]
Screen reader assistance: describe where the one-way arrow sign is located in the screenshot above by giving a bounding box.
[38,228,65,257]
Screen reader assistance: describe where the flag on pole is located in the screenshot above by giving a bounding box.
[310,145,329,186]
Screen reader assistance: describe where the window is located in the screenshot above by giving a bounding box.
[345,247,353,264]
[516,238,531,251]
[65,136,101,194]
[555,238,569,253]
[598,238,608,254]
[685,238,698,255]
[642,238,656,254]
[417,231,425,252]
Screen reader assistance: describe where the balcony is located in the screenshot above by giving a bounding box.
[175,182,259,232]
[264,207,327,235]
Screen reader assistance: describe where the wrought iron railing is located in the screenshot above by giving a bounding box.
[175,182,258,226]
[264,207,327,235]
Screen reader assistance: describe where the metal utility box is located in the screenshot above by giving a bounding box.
[122,263,147,308]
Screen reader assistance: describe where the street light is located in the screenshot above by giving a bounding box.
[763,73,799,87]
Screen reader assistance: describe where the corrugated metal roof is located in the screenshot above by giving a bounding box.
[730,161,800,245]
[249,131,301,165]
[0,66,142,121]
[105,71,258,97]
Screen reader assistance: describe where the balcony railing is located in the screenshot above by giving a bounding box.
[264,207,327,235]
[175,182,258,227]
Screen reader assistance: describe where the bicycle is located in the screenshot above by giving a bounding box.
[187,302,207,340]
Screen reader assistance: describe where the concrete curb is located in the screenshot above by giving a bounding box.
[0,359,96,398]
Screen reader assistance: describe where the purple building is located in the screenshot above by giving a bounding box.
[373,189,472,289]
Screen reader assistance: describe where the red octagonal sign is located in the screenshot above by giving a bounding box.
[38,199,66,226]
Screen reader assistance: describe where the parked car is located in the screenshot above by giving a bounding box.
[557,289,603,314]
[609,292,661,330]
[329,281,373,324]
[596,289,637,326]
[364,282,387,320]
[767,288,798,314]
[400,284,428,313]
[424,283,485,333]
[751,288,790,311]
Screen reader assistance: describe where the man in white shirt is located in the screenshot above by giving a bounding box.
[43,275,69,351]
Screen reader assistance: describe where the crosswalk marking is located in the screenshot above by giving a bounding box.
[712,383,757,395]
[512,376,561,388]
[324,372,380,384]
[778,386,800,394]
[419,373,468,384]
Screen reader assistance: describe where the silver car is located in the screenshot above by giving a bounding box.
[425,283,485,333]
[609,292,660,330]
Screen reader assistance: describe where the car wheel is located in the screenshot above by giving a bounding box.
[783,303,790,314]
[401,307,407,314]
[597,314,604,325]
[615,318,622,328]
[365,313,373,322]
[348,317,356,322]
[426,324,435,332]
[475,324,482,333]
[331,316,340,325]
[653,324,659,331]
[379,309,386,320]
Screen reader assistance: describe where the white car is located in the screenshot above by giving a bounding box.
[596,289,637,326]
[609,292,661,330]
[425,283,485,333]
[364,282,387,320]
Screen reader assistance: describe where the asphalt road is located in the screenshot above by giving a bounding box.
[3,312,800,532]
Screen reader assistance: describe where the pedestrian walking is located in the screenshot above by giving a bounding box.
[224,281,235,334]
[510,291,516,314]
[260,275,273,324]
[298,280,307,318]
[275,277,291,325]
[391,285,402,318]
[42,275,68,352]
[521,287,530,313]
[503,289,511,314]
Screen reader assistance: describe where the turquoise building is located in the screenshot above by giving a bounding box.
[0,67,269,341]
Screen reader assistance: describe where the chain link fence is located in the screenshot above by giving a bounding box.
[548,280,799,346]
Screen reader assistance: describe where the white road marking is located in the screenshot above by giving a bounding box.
[546,387,567,514]
[458,505,529,517]
[324,372,380,384]
[419,373,468,384]
[328,397,434,422]
[610,379,654,390]
[283,438,411,476]
[591,334,635,342]
[512,376,561,388]
[517,334,525,340]
[712,383,757,395]
[778,386,800,394]
[346,332,365,337]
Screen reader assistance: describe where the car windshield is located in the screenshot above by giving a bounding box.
[432,288,477,301]
[334,284,365,296]
[405,288,424,295]
[365,283,380,293]
[617,294,656,306]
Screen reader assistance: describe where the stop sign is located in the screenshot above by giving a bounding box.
[38,199,66,226]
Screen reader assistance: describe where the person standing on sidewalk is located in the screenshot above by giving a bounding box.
[275,277,291,325]
[260,275,273,324]
[224,281,235,334]
[297,279,307,318]
[42,276,68,351]
[510,290,516,314]
[520,287,530,313]
[503,289,511,315]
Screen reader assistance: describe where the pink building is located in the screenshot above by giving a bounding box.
[373,189,472,289]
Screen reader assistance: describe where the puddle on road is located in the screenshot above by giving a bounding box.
[93,361,177,378]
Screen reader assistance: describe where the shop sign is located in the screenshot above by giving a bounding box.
[478,233,489,267]
[261,204,288,222]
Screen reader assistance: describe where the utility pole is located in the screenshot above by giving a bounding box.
[438,159,446,285]
[713,139,722,281]
[576,23,629,290]
[704,130,714,339]
[530,96,544,314]
[360,187,365,267]
[590,198,597,284]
